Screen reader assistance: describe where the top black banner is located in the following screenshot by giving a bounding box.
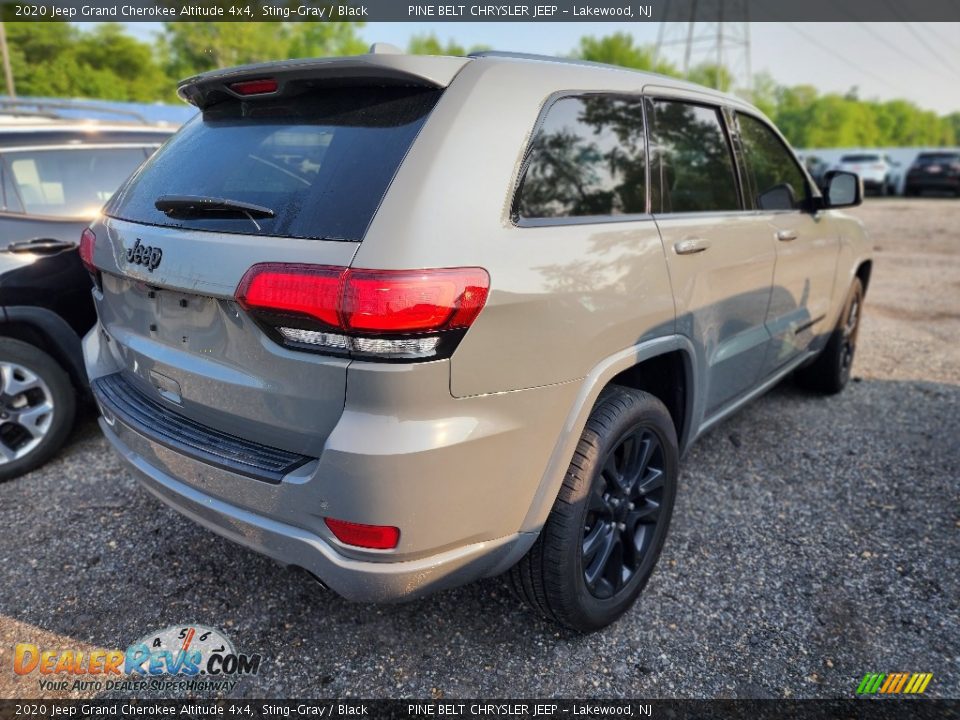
[2,0,960,22]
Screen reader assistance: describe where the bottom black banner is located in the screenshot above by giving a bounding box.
[0,700,957,720]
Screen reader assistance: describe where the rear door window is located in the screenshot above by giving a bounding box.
[105,86,442,242]
[1,147,150,219]
[735,113,809,211]
[647,99,740,214]
[515,94,647,221]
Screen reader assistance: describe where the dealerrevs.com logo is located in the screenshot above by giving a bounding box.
[13,624,262,693]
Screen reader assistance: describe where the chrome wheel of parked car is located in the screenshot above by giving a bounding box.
[0,339,76,482]
[0,361,55,462]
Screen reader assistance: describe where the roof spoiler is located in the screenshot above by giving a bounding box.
[177,51,471,109]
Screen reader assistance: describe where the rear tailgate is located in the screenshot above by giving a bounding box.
[87,73,450,459]
[92,218,357,457]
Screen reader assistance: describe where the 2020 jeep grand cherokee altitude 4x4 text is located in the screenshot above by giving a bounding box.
[82,49,871,631]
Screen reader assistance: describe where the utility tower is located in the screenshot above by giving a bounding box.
[653,1,752,93]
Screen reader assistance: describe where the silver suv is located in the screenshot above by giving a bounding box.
[83,49,871,631]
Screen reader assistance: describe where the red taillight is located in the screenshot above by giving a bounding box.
[229,78,278,96]
[342,268,489,332]
[324,518,399,550]
[235,264,489,360]
[237,264,342,327]
[79,228,96,273]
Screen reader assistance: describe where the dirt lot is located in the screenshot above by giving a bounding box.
[0,198,957,700]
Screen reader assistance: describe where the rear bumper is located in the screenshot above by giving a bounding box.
[84,324,575,601]
[100,416,534,602]
[906,176,960,191]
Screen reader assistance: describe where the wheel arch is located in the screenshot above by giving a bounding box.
[0,306,88,393]
[855,259,872,295]
[518,335,697,534]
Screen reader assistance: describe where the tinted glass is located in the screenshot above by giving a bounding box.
[649,100,739,213]
[516,95,646,219]
[107,87,441,241]
[916,153,960,164]
[840,154,880,163]
[737,113,809,211]
[2,147,149,219]
[0,161,23,213]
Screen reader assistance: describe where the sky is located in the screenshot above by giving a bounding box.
[81,22,960,114]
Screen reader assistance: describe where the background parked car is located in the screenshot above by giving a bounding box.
[832,153,898,195]
[904,151,960,197]
[797,153,830,187]
[0,101,174,480]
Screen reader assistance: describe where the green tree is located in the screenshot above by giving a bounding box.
[573,32,678,76]
[159,22,366,81]
[944,113,960,146]
[687,62,734,92]
[747,71,779,118]
[4,22,169,101]
[407,33,488,56]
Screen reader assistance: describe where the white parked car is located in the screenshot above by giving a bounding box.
[833,153,898,195]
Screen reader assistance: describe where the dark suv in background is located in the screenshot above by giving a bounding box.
[0,101,174,480]
[904,151,960,197]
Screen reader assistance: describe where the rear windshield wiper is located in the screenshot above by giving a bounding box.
[155,195,275,220]
[155,194,275,231]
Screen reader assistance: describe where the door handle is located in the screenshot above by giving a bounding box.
[6,238,77,253]
[776,230,798,242]
[674,238,710,255]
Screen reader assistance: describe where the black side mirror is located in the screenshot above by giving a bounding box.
[823,170,862,209]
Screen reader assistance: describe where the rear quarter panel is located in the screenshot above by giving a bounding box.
[353,59,675,397]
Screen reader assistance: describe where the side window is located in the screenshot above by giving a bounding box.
[736,113,809,211]
[0,158,24,213]
[5,147,149,218]
[648,99,740,214]
[515,95,646,220]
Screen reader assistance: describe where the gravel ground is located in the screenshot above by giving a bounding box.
[1,198,957,700]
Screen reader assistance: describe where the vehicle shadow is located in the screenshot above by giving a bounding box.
[1,374,957,698]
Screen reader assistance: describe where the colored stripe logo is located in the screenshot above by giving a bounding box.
[857,672,933,695]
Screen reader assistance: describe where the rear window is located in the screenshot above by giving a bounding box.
[916,152,960,164]
[840,154,881,163]
[106,86,441,241]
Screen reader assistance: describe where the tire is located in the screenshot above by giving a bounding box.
[509,386,679,632]
[0,338,76,482]
[795,278,864,395]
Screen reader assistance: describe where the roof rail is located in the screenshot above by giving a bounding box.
[0,99,150,124]
[467,50,623,71]
[467,51,691,84]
